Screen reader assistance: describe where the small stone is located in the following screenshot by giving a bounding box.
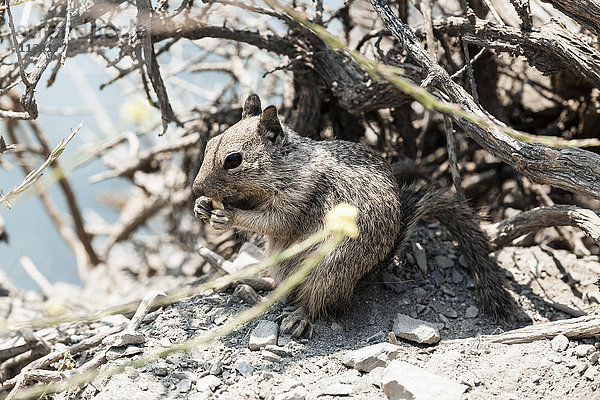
[531,374,541,383]
[366,331,386,344]
[548,353,562,364]
[106,345,143,361]
[159,337,172,347]
[341,342,400,372]
[318,383,352,396]
[434,255,454,269]
[234,359,255,376]
[153,362,169,377]
[381,360,467,400]
[331,322,344,334]
[209,361,223,375]
[274,386,307,400]
[393,313,440,344]
[102,329,145,347]
[368,367,385,388]
[589,351,599,363]
[465,305,479,319]
[583,366,598,381]
[196,375,222,392]
[441,286,456,297]
[412,242,427,275]
[551,334,569,352]
[431,270,444,285]
[443,308,458,319]
[249,320,279,351]
[264,345,293,357]
[575,344,595,357]
[177,379,192,393]
[576,361,588,374]
[262,350,282,363]
[451,271,463,284]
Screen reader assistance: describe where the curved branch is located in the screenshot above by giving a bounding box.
[370,0,600,200]
[487,205,600,249]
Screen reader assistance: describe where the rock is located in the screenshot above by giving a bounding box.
[177,379,192,393]
[274,386,307,400]
[575,344,595,357]
[102,329,145,347]
[262,350,282,363]
[443,308,457,319]
[392,313,440,344]
[153,362,169,377]
[234,359,255,376]
[331,322,344,334]
[105,345,143,361]
[465,305,479,319]
[368,367,385,388]
[209,361,223,375]
[381,360,467,400]
[584,366,598,381]
[264,345,293,357]
[341,342,400,372]
[451,271,463,284]
[196,375,222,392]
[249,320,279,350]
[590,351,599,363]
[366,331,386,344]
[551,334,569,352]
[159,337,172,347]
[318,383,352,396]
[434,255,454,269]
[412,242,427,274]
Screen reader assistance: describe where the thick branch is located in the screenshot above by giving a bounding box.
[539,0,600,37]
[370,0,600,200]
[487,205,600,249]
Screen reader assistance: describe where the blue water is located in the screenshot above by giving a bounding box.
[0,54,128,290]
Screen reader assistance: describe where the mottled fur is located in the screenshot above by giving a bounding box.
[193,95,517,322]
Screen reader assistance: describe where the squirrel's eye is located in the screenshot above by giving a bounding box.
[223,152,242,170]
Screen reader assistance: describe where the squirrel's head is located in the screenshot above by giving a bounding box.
[193,94,289,209]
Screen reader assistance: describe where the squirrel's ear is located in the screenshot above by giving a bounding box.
[242,94,262,119]
[259,105,284,144]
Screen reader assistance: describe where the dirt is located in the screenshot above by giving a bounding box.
[2,223,600,400]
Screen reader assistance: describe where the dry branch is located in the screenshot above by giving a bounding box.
[487,205,600,249]
[539,0,600,37]
[370,0,600,200]
[483,313,600,344]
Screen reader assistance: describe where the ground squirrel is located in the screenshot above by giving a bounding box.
[193,94,517,336]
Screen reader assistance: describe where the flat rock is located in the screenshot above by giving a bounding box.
[575,344,595,357]
[465,305,479,319]
[153,362,169,377]
[177,378,192,393]
[274,386,307,400]
[249,320,279,351]
[264,344,293,357]
[102,329,145,347]
[412,242,428,274]
[196,375,222,392]
[381,360,467,400]
[341,342,400,372]
[550,334,569,352]
[234,359,255,376]
[392,314,440,344]
[105,345,143,361]
[318,383,352,396]
[434,255,454,269]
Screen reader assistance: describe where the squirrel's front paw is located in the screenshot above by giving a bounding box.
[194,196,212,222]
[210,208,234,230]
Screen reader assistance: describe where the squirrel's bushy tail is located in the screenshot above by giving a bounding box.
[396,185,518,322]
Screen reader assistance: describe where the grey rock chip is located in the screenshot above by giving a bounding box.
[368,367,385,388]
[249,320,279,350]
[584,366,598,381]
[262,350,283,363]
[575,344,595,357]
[264,344,293,357]
[318,383,352,397]
[105,345,143,361]
[381,360,467,400]
[434,255,454,269]
[177,378,192,393]
[465,305,479,319]
[234,359,255,376]
[196,375,222,392]
[153,362,169,377]
[589,351,599,363]
[102,329,145,347]
[341,342,399,372]
[392,313,440,344]
[550,334,569,352]
[274,386,307,400]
